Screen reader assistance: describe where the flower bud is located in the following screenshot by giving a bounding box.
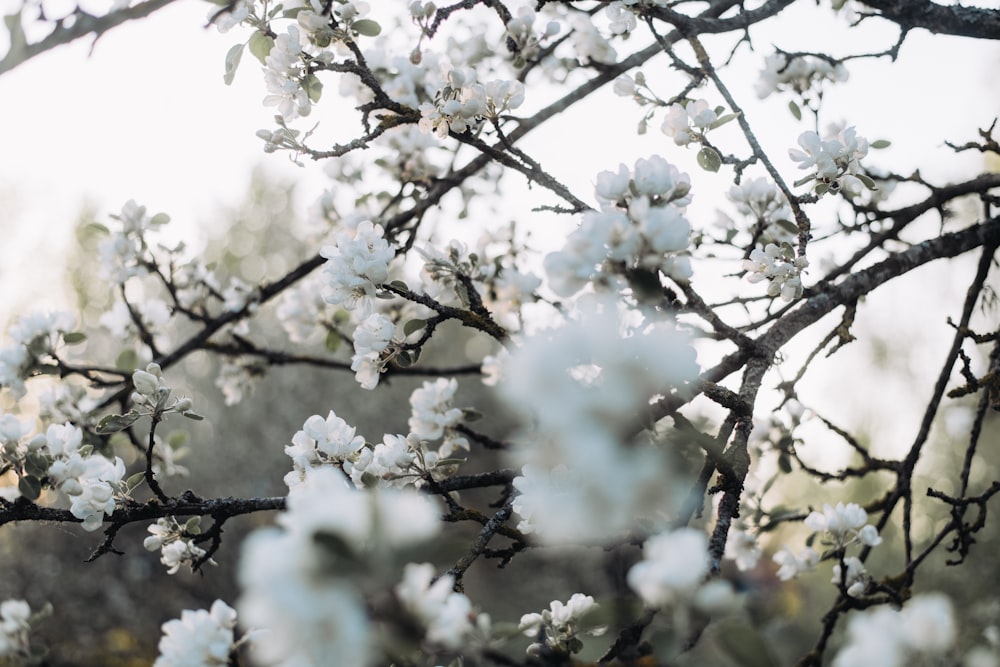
[132,370,159,396]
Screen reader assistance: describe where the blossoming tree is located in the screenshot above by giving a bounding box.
[2,0,1000,665]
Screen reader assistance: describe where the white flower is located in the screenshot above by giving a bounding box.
[805,502,881,548]
[627,529,710,607]
[519,593,604,654]
[756,52,848,99]
[743,243,808,301]
[321,221,395,315]
[772,546,819,581]
[0,599,32,658]
[831,556,868,597]
[396,563,476,649]
[832,593,955,667]
[789,126,869,194]
[351,313,397,390]
[154,600,237,667]
[408,379,469,457]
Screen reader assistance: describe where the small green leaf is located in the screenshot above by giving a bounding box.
[394,351,413,368]
[708,111,741,130]
[182,411,205,421]
[96,412,141,435]
[814,182,829,197]
[24,452,48,478]
[388,280,410,292]
[403,319,427,336]
[325,331,342,353]
[62,332,87,345]
[223,42,244,85]
[697,146,722,173]
[774,219,799,235]
[856,173,879,190]
[184,517,202,534]
[125,472,146,489]
[788,100,802,121]
[116,349,139,372]
[870,139,891,149]
[18,476,42,501]
[352,19,382,36]
[714,621,777,667]
[304,74,323,104]
[84,222,110,235]
[249,31,275,65]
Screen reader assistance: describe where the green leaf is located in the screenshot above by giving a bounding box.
[304,74,323,104]
[708,111,740,130]
[184,517,203,534]
[182,411,205,421]
[774,219,799,235]
[18,476,42,501]
[814,182,829,197]
[84,222,110,236]
[454,281,470,308]
[116,349,139,372]
[856,173,879,190]
[125,472,146,489]
[714,621,777,667]
[461,408,483,422]
[96,412,141,435]
[388,280,410,293]
[403,319,427,336]
[62,331,87,345]
[394,351,413,368]
[325,330,342,353]
[788,100,802,121]
[223,42,244,85]
[696,146,722,173]
[23,452,48,478]
[352,19,382,37]
[870,139,891,149]
[249,31,275,65]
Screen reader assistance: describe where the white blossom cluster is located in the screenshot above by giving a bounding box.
[0,599,33,658]
[283,409,366,488]
[0,311,77,399]
[503,5,561,65]
[350,313,398,390]
[743,242,809,301]
[153,599,238,667]
[755,52,849,99]
[144,516,214,575]
[726,177,795,241]
[627,528,735,611]
[320,220,395,317]
[832,593,956,667]
[661,98,718,146]
[502,300,699,543]
[263,25,314,121]
[395,563,486,650]
[418,67,525,138]
[519,593,605,656]
[98,200,169,284]
[789,125,870,195]
[545,156,693,298]
[0,415,126,531]
[407,378,469,457]
[238,467,441,667]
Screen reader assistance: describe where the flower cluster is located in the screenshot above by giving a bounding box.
[0,600,34,659]
[503,5,561,66]
[238,468,441,667]
[789,125,870,195]
[144,516,214,575]
[320,220,395,316]
[628,529,719,608]
[501,300,699,543]
[743,243,808,301]
[544,156,693,298]
[0,311,78,399]
[755,52,848,99]
[153,599,238,667]
[418,68,525,138]
[283,410,367,488]
[519,594,605,656]
[408,378,469,457]
[832,594,955,667]
[350,313,399,390]
[131,363,198,419]
[661,99,718,146]
[726,177,795,241]
[263,25,313,121]
[395,563,484,649]
[772,545,820,581]
[98,200,170,284]
[805,502,882,549]
[0,416,126,531]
